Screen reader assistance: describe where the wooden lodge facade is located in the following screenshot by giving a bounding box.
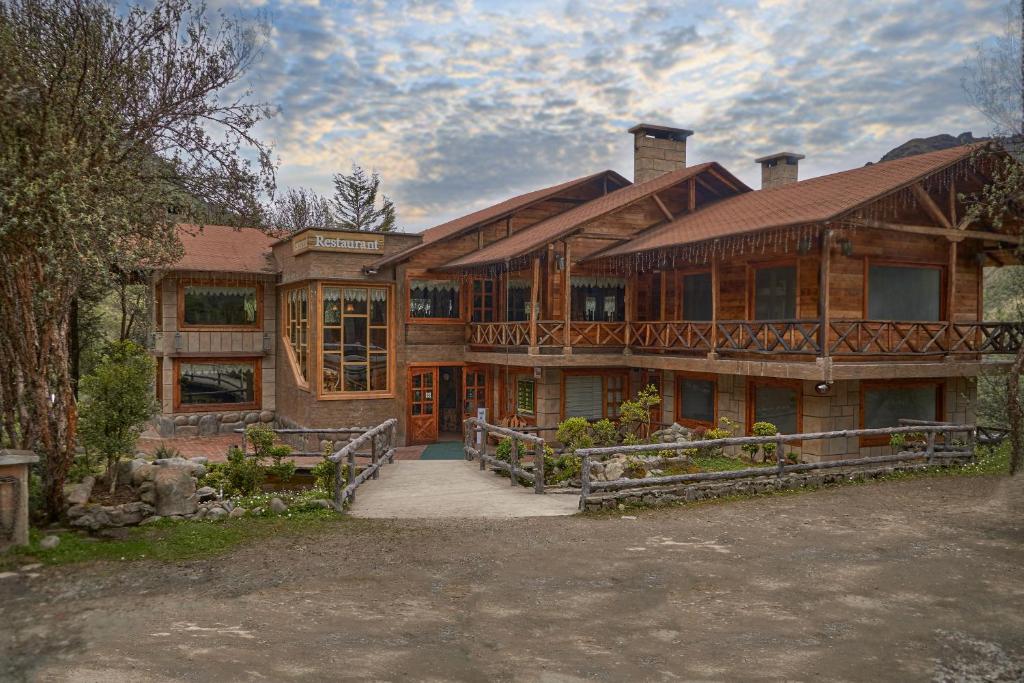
[149,124,1023,460]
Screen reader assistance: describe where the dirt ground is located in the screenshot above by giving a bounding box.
[2,475,1023,682]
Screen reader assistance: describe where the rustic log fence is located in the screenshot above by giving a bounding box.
[329,418,399,509]
[576,423,977,510]
[463,417,546,494]
[235,426,371,458]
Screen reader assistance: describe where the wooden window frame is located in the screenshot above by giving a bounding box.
[470,277,497,323]
[862,258,946,321]
[559,369,630,421]
[280,283,310,392]
[678,267,712,321]
[317,281,395,400]
[675,371,718,430]
[177,277,264,331]
[859,378,945,446]
[746,377,803,435]
[405,272,465,324]
[173,357,261,413]
[746,258,799,321]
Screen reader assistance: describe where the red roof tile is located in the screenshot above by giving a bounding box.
[172,224,278,274]
[439,162,749,270]
[368,170,628,270]
[595,145,983,260]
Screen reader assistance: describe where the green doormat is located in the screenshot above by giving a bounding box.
[420,441,466,460]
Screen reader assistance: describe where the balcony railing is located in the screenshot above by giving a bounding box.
[466,319,1024,358]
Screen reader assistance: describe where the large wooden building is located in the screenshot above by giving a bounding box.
[149,125,1023,459]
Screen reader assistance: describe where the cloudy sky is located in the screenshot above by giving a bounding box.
[221,0,1006,231]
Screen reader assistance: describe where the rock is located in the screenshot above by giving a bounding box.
[65,476,95,506]
[207,507,228,520]
[222,500,234,512]
[259,411,274,423]
[0,572,18,580]
[188,415,199,426]
[117,459,150,486]
[132,464,157,486]
[154,457,206,478]
[139,515,163,525]
[19,563,43,571]
[195,486,217,502]
[220,412,241,424]
[68,501,154,531]
[194,508,208,520]
[229,507,247,518]
[39,535,60,550]
[153,467,198,517]
[219,421,244,435]
[243,412,260,424]
[198,414,219,437]
[173,415,189,426]
[155,416,175,438]
[269,497,288,514]
[189,456,209,465]
[138,486,157,505]
[96,527,131,540]
[174,425,199,438]
[311,499,334,509]
[604,461,625,481]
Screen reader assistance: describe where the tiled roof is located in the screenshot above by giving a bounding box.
[594,144,983,260]
[439,162,749,270]
[367,170,628,270]
[172,224,278,274]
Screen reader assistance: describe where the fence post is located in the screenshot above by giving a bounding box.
[510,436,519,486]
[333,449,344,509]
[480,424,487,470]
[967,427,977,460]
[579,453,590,510]
[371,434,379,479]
[925,431,936,464]
[776,436,785,476]
[348,450,357,503]
[534,439,545,494]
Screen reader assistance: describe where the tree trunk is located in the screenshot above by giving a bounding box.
[1008,343,1024,476]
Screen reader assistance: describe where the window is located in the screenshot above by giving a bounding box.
[681,272,713,321]
[176,359,258,410]
[571,276,625,321]
[182,282,259,327]
[868,264,941,321]
[284,287,309,382]
[322,286,389,394]
[606,375,625,418]
[677,376,716,427]
[753,265,796,319]
[410,279,460,320]
[862,382,942,429]
[471,279,495,322]
[563,373,628,420]
[749,379,800,434]
[506,278,531,321]
[516,379,536,415]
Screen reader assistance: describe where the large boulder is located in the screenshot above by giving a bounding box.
[117,459,150,486]
[604,461,625,481]
[153,457,206,478]
[198,414,219,437]
[153,467,198,517]
[131,463,158,487]
[65,476,95,506]
[68,501,154,531]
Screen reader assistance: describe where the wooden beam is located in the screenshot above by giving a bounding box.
[912,183,953,229]
[563,239,572,355]
[688,179,696,211]
[652,193,674,222]
[850,218,1022,245]
[707,168,741,193]
[695,176,723,198]
[946,240,957,353]
[949,180,957,226]
[819,228,831,358]
[575,232,630,241]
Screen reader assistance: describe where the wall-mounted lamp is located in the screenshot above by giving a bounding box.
[262,332,272,353]
[838,238,853,257]
[814,382,832,396]
[173,332,182,351]
[554,254,565,272]
[364,267,379,275]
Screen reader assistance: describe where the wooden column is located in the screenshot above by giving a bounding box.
[946,240,958,355]
[819,228,831,358]
[623,272,634,353]
[563,240,573,355]
[529,255,540,353]
[710,256,720,357]
[659,271,668,320]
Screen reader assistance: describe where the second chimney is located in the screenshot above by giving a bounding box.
[756,152,805,189]
[629,123,693,184]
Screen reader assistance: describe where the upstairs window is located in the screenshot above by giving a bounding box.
[182,283,259,327]
[410,279,460,320]
[753,265,796,320]
[868,264,941,321]
[571,276,625,322]
[471,279,495,322]
[506,278,531,322]
[681,272,713,321]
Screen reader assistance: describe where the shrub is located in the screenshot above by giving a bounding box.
[556,417,593,453]
[743,421,778,462]
[591,419,619,447]
[152,444,182,460]
[618,384,661,440]
[198,446,266,496]
[495,437,527,463]
[246,423,295,483]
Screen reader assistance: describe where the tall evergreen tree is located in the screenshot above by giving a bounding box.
[331,165,397,232]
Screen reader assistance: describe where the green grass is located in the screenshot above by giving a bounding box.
[2,509,342,569]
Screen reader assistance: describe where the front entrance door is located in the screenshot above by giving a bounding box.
[409,367,438,444]
[462,365,489,422]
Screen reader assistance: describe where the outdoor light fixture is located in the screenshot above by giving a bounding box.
[262,333,272,353]
[364,267,379,275]
[814,382,831,395]
[838,238,853,257]
[555,254,565,271]
[174,332,182,351]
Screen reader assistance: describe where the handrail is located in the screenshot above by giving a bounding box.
[330,418,399,509]
[463,417,546,493]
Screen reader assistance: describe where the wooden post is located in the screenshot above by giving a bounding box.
[480,424,487,470]
[924,431,937,464]
[579,453,591,509]
[776,436,785,476]
[624,274,634,353]
[533,441,545,494]
[529,255,540,352]
[967,427,977,460]
[946,240,957,356]
[819,228,831,357]
[710,257,720,356]
[371,434,379,479]
[510,436,519,486]
[347,450,357,503]
[333,449,343,507]
[563,239,573,355]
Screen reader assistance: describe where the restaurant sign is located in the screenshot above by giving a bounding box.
[292,229,385,255]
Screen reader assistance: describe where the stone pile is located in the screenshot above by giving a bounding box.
[153,410,274,438]
[651,423,696,444]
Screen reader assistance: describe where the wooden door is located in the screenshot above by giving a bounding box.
[462,365,489,423]
[409,367,438,444]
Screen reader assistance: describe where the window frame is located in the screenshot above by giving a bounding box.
[746,377,802,436]
[859,379,944,446]
[747,259,799,321]
[560,369,630,421]
[679,268,713,321]
[281,283,311,391]
[177,277,263,331]
[675,372,718,429]
[470,277,497,323]
[317,281,395,400]
[406,272,465,324]
[173,357,261,413]
[863,259,946,322]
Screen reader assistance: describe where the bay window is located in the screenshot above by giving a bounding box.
[284,286,309,383]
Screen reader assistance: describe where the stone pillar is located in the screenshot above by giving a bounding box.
[0,450,39,549]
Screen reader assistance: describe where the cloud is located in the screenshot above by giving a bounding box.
[214,0,1005,230]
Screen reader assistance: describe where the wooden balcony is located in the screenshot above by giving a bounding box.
[466,319,1024,358]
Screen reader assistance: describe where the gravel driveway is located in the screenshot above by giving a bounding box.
[2,475,1023,682]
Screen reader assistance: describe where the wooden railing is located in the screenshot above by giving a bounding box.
[466,319,1024,358]
[463,417,545,493]
[329,418,399,509]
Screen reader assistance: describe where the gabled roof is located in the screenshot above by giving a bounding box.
[367,170,629,270]
[172,224,278,274]
[593,144,985,260]
[438,162,749,270]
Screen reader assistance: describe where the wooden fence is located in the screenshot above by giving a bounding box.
[329,418,399,509]
[463,417,546,494]
[575,423,977,510]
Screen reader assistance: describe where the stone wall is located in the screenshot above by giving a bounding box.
[153,409,274,438]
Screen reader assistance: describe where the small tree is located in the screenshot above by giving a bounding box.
[618,385,662,441]
[78,341,156,493]
[272,187,336,232]
[332,165,397,232]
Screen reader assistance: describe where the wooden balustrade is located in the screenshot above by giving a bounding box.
[715,320,821,355]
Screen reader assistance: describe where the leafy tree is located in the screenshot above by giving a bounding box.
[272,186,336,232]
[332,165,397,232]
[618,385,662,441]
[0,0,276,518]
[78,341,156,493]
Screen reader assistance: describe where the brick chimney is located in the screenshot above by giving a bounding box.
[629,123,693,184]
[755,152,805,189]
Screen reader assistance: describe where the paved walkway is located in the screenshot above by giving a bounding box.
[349,460,579,518]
